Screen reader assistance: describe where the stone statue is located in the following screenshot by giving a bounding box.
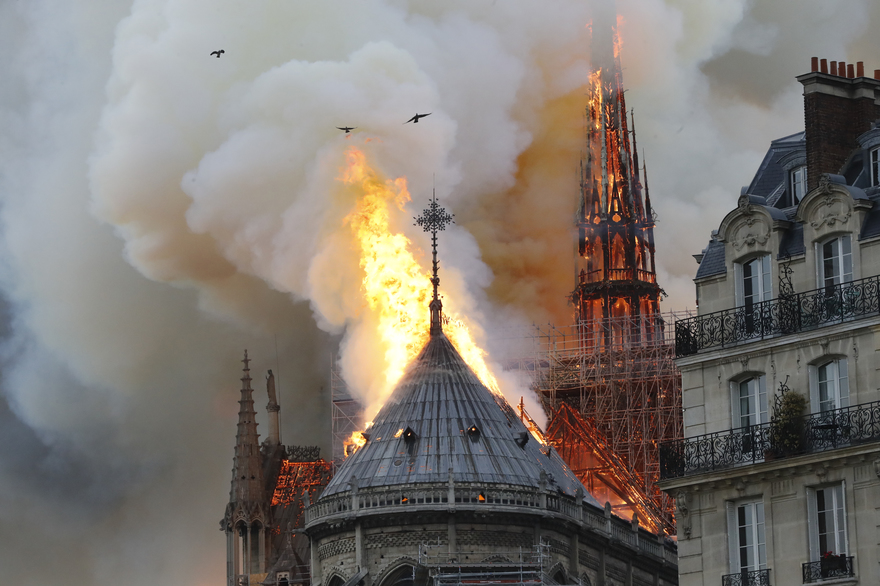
[266,369,277,405]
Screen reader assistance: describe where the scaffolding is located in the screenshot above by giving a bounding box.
[497,311,690,534]
[330,355,364,462]
[417,542,577,586]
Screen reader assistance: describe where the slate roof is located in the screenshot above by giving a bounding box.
[695,239,726,279]
[747,131,805,202]
[321,332,599,505]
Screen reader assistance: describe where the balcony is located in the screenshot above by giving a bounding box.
[721,569,771,586]
[578,268,657,284]
[803,556,855,583]
[675,275,880,357]
[659,400,880,479]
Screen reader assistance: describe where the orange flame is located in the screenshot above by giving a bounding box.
[344,431,367,456]
[339,146,502,424]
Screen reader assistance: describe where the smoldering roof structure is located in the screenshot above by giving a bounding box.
[321,330,600,505]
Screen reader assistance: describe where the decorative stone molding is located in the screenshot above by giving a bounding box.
[675,491,691,540]
[318,538,356,560]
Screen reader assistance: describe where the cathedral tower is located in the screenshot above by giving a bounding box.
[223,351,270,585]
[573,12,661,342]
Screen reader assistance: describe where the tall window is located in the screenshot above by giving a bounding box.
[791,165,807,204]
[818,236,853,289]
[736,255,772,334]
[739,255,772,307]
[811,359,849,412]
[734,376,768,428]
[871,147,879,187]
[727,500,766,574]
[807,483,847,560]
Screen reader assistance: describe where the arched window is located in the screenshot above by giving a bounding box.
[810,358,849,412]
[732,375,768,428]
[735,255,771,308]
[818,236,852,289]
[378,564,416,586]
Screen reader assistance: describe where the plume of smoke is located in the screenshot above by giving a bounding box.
[0,0,878,585]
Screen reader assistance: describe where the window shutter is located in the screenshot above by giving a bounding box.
[761,255,771,301]
[758,376,768,424]
[726,501,739,573]
[838,359,849,408]
[839,480,848,555]
[808,364,819,414]
[730,381,740,429]
[734,262,744,306]
[842,237,853,282]
[806,487,818,561]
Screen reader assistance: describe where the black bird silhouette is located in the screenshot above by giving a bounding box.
[210,50,225,58]
[336,126,357,133]
[405,112,431,124]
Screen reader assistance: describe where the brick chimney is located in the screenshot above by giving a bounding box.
[798,58,880,190]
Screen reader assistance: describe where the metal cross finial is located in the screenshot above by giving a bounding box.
[414,191,454,336]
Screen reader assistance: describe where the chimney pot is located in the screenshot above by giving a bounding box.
[857,62,865,77]
[811,56,819,72]
[847,63,855,78]
[820,59,828,74]
[830,61,838,76]
[840,61,847,77]
[875,69,880,80]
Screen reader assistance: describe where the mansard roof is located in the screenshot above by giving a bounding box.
[321,333,599,505]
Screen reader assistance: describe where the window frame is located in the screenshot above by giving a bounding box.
[790,165,807,205]
[816,235,853,290]
[806,481,848,561]
[735,254,772,308]
[809,358,850,412]
[731,375,769,429]
[871,147,879,187]
[727,499,767,574]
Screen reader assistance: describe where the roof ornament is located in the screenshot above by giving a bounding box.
[414,191,454,336]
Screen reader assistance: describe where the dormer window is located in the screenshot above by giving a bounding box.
[871,147,879,187]
[790,165,807,204]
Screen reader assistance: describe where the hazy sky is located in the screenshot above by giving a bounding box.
[0,1,877,584]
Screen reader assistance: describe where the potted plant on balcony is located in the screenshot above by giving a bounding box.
[768,381,807,458]
[820,551,847,578]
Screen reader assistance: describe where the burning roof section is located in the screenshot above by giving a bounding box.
[321,331,600,504]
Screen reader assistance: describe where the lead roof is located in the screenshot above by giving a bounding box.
[321,333,600,506]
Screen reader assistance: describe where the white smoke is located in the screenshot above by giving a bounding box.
[0,0,877,584]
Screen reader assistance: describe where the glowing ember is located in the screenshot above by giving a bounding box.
[339,146,502,424]
[393,428,404,438]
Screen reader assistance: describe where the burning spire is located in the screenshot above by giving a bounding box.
[573,6,661,334]
[414,192,454,336]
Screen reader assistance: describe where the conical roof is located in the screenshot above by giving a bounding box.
[322,333,600,507]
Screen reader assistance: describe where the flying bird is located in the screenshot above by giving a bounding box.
[405,113,431,124]
[210,50,225,58]
[336,126,357,133]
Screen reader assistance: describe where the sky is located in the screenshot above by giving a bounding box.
[0,0,878,584]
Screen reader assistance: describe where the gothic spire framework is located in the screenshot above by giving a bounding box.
[573,15,661,338]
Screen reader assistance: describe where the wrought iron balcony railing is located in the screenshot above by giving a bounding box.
[803,556,854,583]
[721,568,771,586]
[675,275,880,356]
[660,400,880,479]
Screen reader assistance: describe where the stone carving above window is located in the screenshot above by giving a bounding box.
[730,215,771,251]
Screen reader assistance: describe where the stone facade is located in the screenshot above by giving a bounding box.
[660,60,880,586]
[306,482,678,586]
